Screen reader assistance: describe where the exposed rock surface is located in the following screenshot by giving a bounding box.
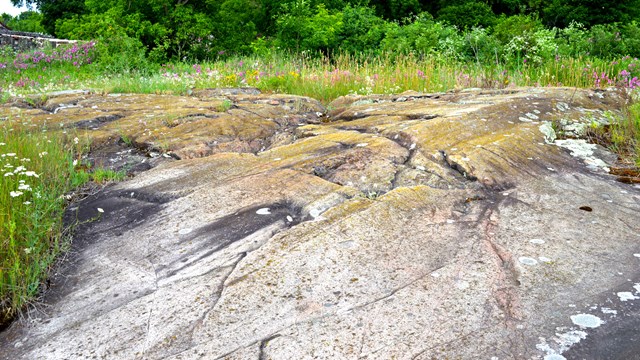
[1,87,639,359]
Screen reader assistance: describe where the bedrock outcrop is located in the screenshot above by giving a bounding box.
[1,87,639,359]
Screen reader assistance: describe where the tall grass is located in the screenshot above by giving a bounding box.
[2,45,639,103]
[0,119,89,327]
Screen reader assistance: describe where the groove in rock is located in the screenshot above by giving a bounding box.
[439,150,478,182]
[258,334,282,360]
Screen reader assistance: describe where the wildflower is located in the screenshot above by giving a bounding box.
[97,208,104,213]
[23,171,39,177]
[38,151,48,158]
[18,184,31,191]
[23,201,31,205]
[10,191,23,197]
[4,172,13,176]
[14,166,25,172]
[74,137,79,144]
[0,142,5,146]
[6,153,16,157]
[73,159,78,167]
[24,247,32,254]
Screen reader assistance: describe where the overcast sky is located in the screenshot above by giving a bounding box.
[0,0,29,17]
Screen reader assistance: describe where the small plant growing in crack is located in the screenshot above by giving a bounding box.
[119,134,133,146]
[216,99,233,112]
[361,190,380,200]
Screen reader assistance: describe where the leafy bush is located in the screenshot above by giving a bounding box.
[337,5,389,54]
[275,2,343,54]
[380,13,459,56]
[437,0,496,29]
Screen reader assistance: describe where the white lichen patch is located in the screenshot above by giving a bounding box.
[525,112,539,120]
[519,257,538,266]
[601,307,617,316]
[554,139,610,172]
[537,329,587,360]
[256,208,271,215]
[633,253,640,258]
[178,228,192,235]
[570,314,603,328]
[519,116,533,122]
[539,256,552,263]
[544,355,567,360]
[557,102,570,112]
[617,292,639,301]
[539,122,556,143]
[634,283,640,293]
[309,208,322,218]
[530,239,545,244]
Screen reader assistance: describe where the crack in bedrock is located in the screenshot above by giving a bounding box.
[481,206,522,324]
[439,150,478,181]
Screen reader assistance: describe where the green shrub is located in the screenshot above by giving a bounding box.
[437,0,497,29]
[338,5,389,54]
[275,2,343,54]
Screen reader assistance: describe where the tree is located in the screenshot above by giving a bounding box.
[11,0,86,35]
[538,0,640,27]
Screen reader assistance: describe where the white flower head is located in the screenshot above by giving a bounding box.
[10,191,23,197]
[74,137,79,144]
[18,184,31,191]
[23,201,31,205]
[24,171,39,177]
[4,172,13,177]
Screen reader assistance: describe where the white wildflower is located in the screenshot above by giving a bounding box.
[14,166,25,172]
[18,184,31,191]
[24,171,39,177]
[38,151,48,158]
[4,172,13,176]
[4,164,13,168]
[10,191,23,197]
[73,159,78,167]
[23,201,31,205]
[6,153,16,157]
[24,247,32,254]
[20,158,31,162]
[73,137,79,144]
[0,142,5,146]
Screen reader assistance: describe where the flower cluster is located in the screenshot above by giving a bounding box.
[0,41,96,93]
[2,147,40,204]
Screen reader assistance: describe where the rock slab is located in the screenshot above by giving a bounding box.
[1,88,640,359]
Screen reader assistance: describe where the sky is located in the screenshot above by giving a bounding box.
[0,0,30,17]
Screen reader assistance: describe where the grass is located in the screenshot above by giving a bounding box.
[91,168,127,183]
[586,101,640,169]
[0,118,127,327]
[2,45,639,104]
[0,119,91,326]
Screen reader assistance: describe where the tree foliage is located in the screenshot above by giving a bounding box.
[6,0,640,61]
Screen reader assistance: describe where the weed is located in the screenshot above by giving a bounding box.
[91,168,126,183]
[216,99,233,112]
